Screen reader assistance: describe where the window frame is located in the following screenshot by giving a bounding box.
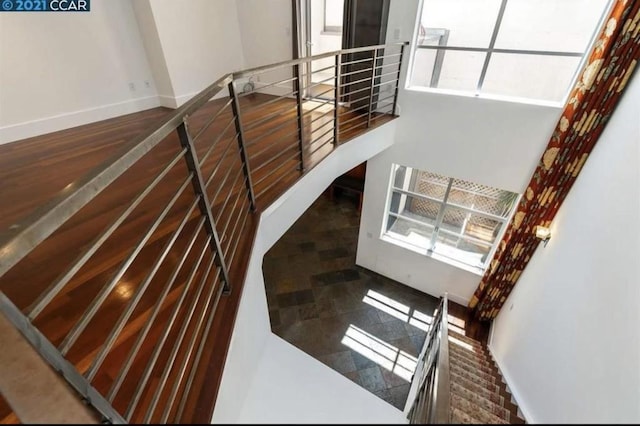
[382,165,520,273]
[323,0,343,35]
[409,0,614,104]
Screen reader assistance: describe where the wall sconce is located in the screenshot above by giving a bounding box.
[535,225,551,247]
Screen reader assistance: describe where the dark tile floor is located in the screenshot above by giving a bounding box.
[262,190,440,410]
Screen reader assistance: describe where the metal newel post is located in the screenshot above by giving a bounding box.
[176,120,232,293]
[333,53,342,145]
[392,44,406,116]
[293,64,305,171]
[367,48,380,128]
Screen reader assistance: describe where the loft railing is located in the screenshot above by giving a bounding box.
[0,42,408,423]
[408,294,451,424]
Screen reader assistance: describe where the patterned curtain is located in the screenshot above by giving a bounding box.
[469,0,639,321]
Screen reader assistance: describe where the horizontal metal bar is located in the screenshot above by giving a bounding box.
[305,106,335,126]
[247,127,300,162]
[198,116,238,166]
[208,157,242,207]
[0,74,232,279]
[256,153,298,197]
[338,117,369,135]
[252,142,300,174]
[372,93,396,104]
[214,167,246,224]
[233,42,408,79]
[237,76,297,98]
[161,267,224,423]
[375,60,402,70]
[388,211,436,230]
[191,99,234,142]
[240,89,298,116]
[338,110,369,128]
[0,293,127,424]
[125,235,213,419]
[219,177,249,242]
[341,85,371,98]
[242,100,298,132]
[85,196,201,381]
[59,175,194,355]
[26,148,187,320]
[375,70,400,80]
[226,208,251,270]
[416,44,583,57]
[107,217,206,401]
[174,268,224,421]
[305,85,336,100]
[245,117,298,147]
[306,116,334,135]
[301,97,335,117]
[305,136,334,159]
[341,67,373,78]
[339,75,373,88]
[221,196,250,255]
[338,101,371,117]
[373,79,398,89]
[204,133,241,188]
[307,126,335,147]
[254,150,300,189]
[377,52,403,60]
[301,64,336,77]
[340,56,375,67]
[142,247,219,423]
[305,75,337,92]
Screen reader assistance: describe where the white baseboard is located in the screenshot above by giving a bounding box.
[487,337,535,423]
[159,88,231,109]
[0,96,161,145]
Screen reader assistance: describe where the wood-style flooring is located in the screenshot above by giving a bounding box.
[0,93,394,423]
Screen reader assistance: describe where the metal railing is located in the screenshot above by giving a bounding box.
[0,42,408,423]
[408,294,450,424]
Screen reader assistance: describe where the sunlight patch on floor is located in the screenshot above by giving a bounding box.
[341,324,418,381]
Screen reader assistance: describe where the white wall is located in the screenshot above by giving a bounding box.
[356,0,563,304]
[488,72,640,423]
[213,122,398,423]
[134,0,246,108]
[237,336,406,424]
[0,0,159,144]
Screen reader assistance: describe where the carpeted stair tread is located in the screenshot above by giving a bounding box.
[450,370,504,404]
[448,340,492,363]
[451,381,511,421]
[451,362,498,387]
[451,406,484,424]
[449,348,496,376]
[451,394,509,424]
[448,330,484,348]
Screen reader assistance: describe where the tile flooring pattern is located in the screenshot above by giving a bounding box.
[262,192,439,410]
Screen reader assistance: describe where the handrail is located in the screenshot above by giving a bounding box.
[0,41,409,423]
[408,293,450,424]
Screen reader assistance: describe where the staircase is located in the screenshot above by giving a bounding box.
[448,330,525,424]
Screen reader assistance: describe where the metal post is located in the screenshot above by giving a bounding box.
[177,121,232,293]
[392,44,405,116]
[293,64,305,171]
[367,48,380,128]
[333,53,342,145]
[228,81,257,211]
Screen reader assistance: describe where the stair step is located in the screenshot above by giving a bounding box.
[448,340,492,363]
[449,348,496,376]
[448,330,484,349]
[451,406,483,424]
[451,361,498,386]
[451,394,509,425]
[450,365,500,393]
[451,381,510,422]
[450,370,503,404]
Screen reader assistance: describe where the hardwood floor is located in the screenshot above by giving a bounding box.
[0,93,395,423]
[0,393,19,424]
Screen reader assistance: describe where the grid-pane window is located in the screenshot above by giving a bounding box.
[409,0,611,103]
[384,164,519,271]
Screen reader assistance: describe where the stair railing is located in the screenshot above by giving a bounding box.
[408,293,451,424]
[0,42,408,423]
